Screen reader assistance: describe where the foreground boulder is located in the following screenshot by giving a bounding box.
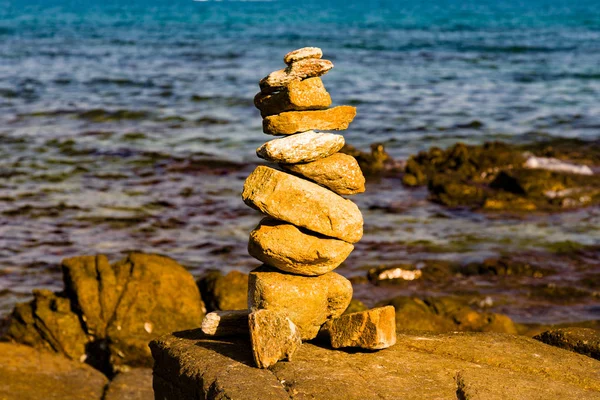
[0,342,108,400]
[324,306,396,350]
[151,330,600,399]
[248,265,352,340]
[243,166,363,243]
[534,327,600,360]
[4,253,205,374]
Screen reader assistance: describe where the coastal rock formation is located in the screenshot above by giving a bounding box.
[256,130,345,163]
[248,266,353,340]
[0,342,108,400]
[324,306,397,350]
[254,77,331,117]
[282,152,366,195]
[248,218,354,275]
[3,253,205,375]
[263,105,357,135]
[248,309,302,368]
[243,166,363,243]
[150,330,600,399]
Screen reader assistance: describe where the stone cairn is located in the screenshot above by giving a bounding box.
[200,47,396,368]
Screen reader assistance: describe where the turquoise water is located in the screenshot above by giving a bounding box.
[0,0,599,323]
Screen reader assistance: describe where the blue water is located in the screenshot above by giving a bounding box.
[0,0,599,323]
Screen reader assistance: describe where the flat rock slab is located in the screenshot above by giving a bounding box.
[263,105,356,135]
[0,342,108,400]
[534,327,600,360]
[257,130,344,164]
[151,331,600,400]
[243,166,363,243]
[248,217,354,276]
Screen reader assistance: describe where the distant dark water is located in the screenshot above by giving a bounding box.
[0,0,599,323]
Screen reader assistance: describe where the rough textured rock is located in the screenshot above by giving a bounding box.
[283,152,366,195]
[201,310,249,337]
[254,77,331,117]
[284,46,323,65]
[257,130,345,164]
[243,166,363,243]
[248,265,353,340]
[197,269,248,312]
[534,327,600,360]
[104,368,154,400]
[248,218,354,276]
[4,253,205,375]
[248,309,302,368]
[0,342,108,400]
[4,289,89,361]
[324,306,396,350]
[259,58,333,94]
[151,330,600,400]
[380,296,518,334]
[262,105,357,135]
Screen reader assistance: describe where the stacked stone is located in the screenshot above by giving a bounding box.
[200,48,396,369]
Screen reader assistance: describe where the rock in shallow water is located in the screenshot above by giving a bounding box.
[262,105,356,135]
[150,331,600,399]
[248,265,353,340]
[259,58,333,94]
[248,217,354,276]
[248,309,302,369]
[282,152,365,195]
[257,130,345,164]
[254,77,331,117]
[324,306,396,350]
[242,166,363,243]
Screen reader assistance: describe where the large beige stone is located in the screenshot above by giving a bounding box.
[254,77,331,117]
[283,153,366,195]
[257,130,344,164]
[263,105,357,135]
[248,309,302,369]
[242,166,363,243]
[248,265,353,340]
[284,47,323,65]
[150,331,600,400]
[259,58,333,94]
[324,306,396,350]
[248,218,354,276]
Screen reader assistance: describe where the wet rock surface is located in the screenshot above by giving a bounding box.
[0,342,108,400]
[151,330,600,399]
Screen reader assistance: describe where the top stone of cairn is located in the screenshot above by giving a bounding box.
[284,47,323,65]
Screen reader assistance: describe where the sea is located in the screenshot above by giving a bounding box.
[0,0,599,324]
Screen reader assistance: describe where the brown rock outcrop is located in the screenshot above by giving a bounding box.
[324,306,397,350]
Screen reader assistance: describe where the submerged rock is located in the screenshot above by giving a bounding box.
[150,330,600,399]
[248,309,302,368]
[0,342,108,400]
[534,327,600,360]
[262,106,356,135]
[248,265,352,340]
[243,166,363,243]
